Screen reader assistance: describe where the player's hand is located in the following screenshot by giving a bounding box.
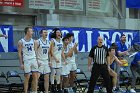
[55,59,60,63]
[49,62,52,67]
[124,51,129,55]
[64,61,68,65]
[108,66,111,72]
[88,65,92,72]
[38,62,41,67]
[4,35,8,39]
[120,62,123,66]
[20,64,24,70]
[74,42,78,48]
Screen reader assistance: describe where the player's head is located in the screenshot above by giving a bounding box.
[62,36,69,45]
[120,34,126,43]
[97,36,103,45]
[111,43,118,50]
[108,46,116,55]
[24,27,33,38]
[65,33,74,42]
[51,28,62,39]
[40,29,48,38]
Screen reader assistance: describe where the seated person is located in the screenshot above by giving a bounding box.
[108,47,123,91]
[130,51,140,93]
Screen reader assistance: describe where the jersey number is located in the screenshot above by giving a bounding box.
[43,49,47,54]
[58,46,62,51]
[27,46,32,51]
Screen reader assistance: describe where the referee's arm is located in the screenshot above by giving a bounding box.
[88,48,94,71]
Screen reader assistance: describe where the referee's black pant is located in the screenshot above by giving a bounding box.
[87,63,112,93]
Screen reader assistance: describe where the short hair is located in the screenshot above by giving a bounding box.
[65,33,74,38]
[62,36,69,42]
[121,34,126,38]
[50,28,62,38]
[40,29,46,34]
[108,46,115,52]
[24,27,32,35]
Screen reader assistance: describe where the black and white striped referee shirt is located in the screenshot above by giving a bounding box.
[89,45,109,64]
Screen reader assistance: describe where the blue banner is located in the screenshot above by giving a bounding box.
[126,0,140,8]
[33,26,140,52]
[0,25,13,52]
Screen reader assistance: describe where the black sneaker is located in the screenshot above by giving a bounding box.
[64,89,69,93]
[51,84,57,93]
[72,87,77,93]
[57,89,64,93]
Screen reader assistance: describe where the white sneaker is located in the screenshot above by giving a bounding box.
[102,87,107,92]
[130,89,136,93]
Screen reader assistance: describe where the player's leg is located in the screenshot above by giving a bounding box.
[31,59,39,93]
[61,64,70,92]
[44,63,51,93]
[109,68,117,90]
[69,64,77,92]
[56,68,62,92]
[44,74,49,93]
[24,61,31,93]
[50,68,56,92]
[24,73,30,93]
[101,65,112,93]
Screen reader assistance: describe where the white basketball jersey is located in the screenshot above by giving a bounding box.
[52,38,63,61]
[21,38,36,61]
[67,42,76,63]
[37,38,50,60]
[64,45,69,62]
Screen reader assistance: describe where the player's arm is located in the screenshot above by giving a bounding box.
[106,48,110,68]
[0,34,8,38]
[114,55,123,65]
[65,48,73,57]
[107,56,111,67]
[50,40,59,62]
[18,40,24,70]
[118,50,129,57]
[48,46,52,66]
[61,48,67,65]
[34,40,39,64]
[73,43,78,54]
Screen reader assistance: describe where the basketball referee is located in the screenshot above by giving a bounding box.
[87,36,112,93]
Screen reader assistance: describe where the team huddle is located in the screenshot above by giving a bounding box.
[18,27,78,93]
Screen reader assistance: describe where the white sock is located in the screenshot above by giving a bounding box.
[50,74,55,84]
[56,75,60,84]
[113,87,116,90]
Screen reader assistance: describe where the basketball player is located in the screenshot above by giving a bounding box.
[65,33,78,93]
[35,29,51,93]
[50,28,63,92]
[61,36,73,93]
[18,27,38,93]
